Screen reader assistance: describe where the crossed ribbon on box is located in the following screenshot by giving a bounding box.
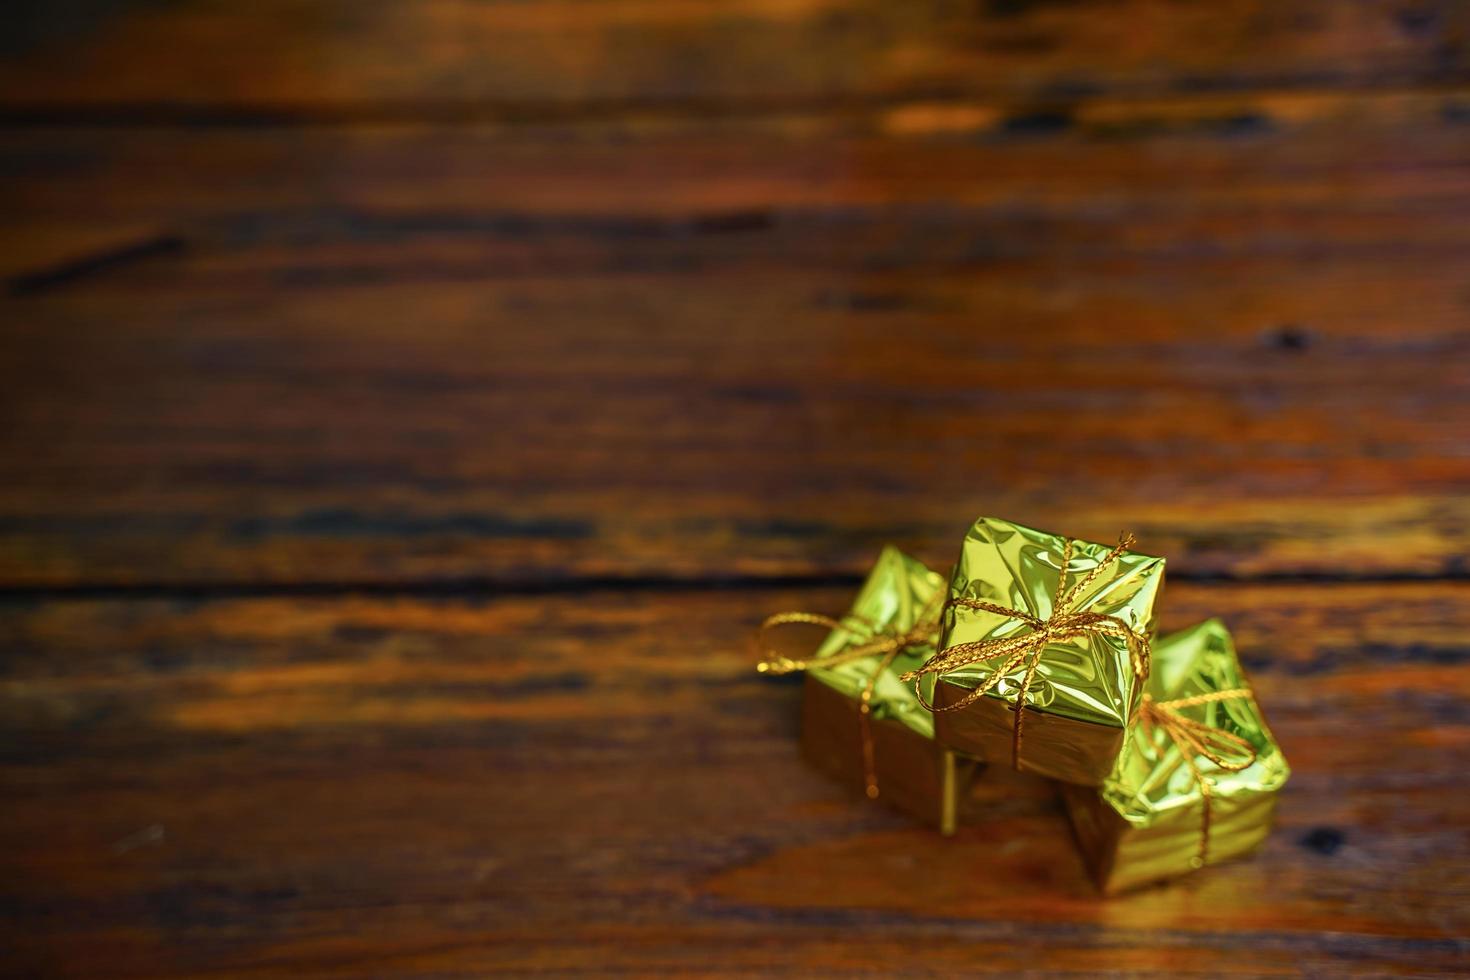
[755,589,945,799]
[1139,688,1260,866]
[900,533,1151,769]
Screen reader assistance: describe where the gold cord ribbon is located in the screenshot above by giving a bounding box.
[756,589,944,799]
[1139,688,1259,867]
[899,533,1150,770]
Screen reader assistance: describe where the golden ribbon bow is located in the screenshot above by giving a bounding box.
[756,589,945,799]
[899,533,1151,770]
[1139,688,1259,867]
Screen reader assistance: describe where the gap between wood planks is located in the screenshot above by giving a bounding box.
[1,76,1467,129]
[0,566,1465,604]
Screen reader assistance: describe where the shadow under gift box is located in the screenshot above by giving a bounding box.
[1060,619,1290,894]
[778,546,981,834]
[929,517,1165,787]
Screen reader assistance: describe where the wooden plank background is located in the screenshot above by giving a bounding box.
[1,1,1468,975]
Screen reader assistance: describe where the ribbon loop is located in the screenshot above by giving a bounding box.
[755,611,880,676]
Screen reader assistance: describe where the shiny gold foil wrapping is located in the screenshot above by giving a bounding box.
[1061,619,1290,893]
[933,517,1165,785]
[801,547,980,833]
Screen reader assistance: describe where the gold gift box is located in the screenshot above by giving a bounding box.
[762,545,983,834]
[929,517,1165,787]
[1061,619,1290,893]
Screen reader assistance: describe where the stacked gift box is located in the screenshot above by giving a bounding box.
[757,515,1289,894]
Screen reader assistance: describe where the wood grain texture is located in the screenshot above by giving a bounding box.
[0,1,1466,116]
[2,90,1468,586]
[1,582,1467,976]
[2,1,1468,974]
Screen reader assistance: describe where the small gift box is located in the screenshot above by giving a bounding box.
[758,546,981,834]
[1060,619,1290,893]
[901,516,1165,786]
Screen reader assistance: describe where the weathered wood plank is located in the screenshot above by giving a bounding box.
[1,5,1464,978]
[0,0,1466,116]
[5,87,1469,271]
[5,265,1465,586]
[1,95,1467,587]
[1,581,1466,975]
